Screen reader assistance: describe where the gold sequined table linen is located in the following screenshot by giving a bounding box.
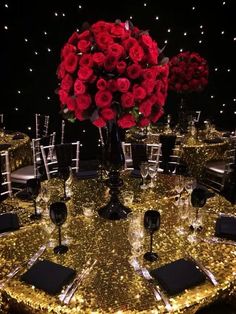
[0,174,236,313]
[0,132,32,171]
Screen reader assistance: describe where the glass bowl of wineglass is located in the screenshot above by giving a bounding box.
[143,210,161,262]
[26,178,41,220]
[140,162,149,189]
[49,202,68,254]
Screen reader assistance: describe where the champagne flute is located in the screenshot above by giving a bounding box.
[140,162,149,189]
[143,210,160,262]
[49,202,68,254]
[58,166,70,202]
[148,164,157,188]
[26,178,41,220]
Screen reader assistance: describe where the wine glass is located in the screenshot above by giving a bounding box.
[26,178,41,220]
[174,175,185,203]
[143,210,160,262]
[49,202,68,254]
[148,164,157,188]
[140,162,149,189]
[58,166,71,201]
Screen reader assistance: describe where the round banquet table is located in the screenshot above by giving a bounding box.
[0,131,32,171]
[181,140,229,179]
[0,173,236,314]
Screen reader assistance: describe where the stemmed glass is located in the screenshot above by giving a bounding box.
[26,178,41,220]
[140,162,149,189]
[148,164,157,188]
[143,210,160,262]
[49,202,68,254]
[185,177,197,197]
[174,175,185,202]
[58,166,71,202]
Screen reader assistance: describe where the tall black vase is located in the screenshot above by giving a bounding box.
[98,120,132,220]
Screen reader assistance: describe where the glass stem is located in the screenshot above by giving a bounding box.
[33,199,37,215]
[63,179,66,198]
[150,232,153,253]
[58,226,62,246]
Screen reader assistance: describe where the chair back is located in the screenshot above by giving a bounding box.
[122,142,133,170]
[0,151,12,198]
[35,113,50,139]
[41,141,80,179]
[61,120,65,144]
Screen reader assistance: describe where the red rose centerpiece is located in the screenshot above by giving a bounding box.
[56,20,169,220]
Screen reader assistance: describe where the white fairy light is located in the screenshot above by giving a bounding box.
[155,16,159,20]
[14,107,19,111]
[233,99,236,102]
[200,25,203,29]
[28,126,32,130]
[184,32,187,36]
[201,31,204,35]
[29,68,33,72]
[78,5,82,9]
[215,67,218,71]
[44,31,47,35]
[24,38,28,42]
[227,68,231,72]
[62,13,65,17]
[221,31,225,35]
[210,95,214,99]
[5,4,8,8]
[164,40,168,44]
[47,48,51,52]
[220,110,223,114]
[54,12,58,16]
[222,1,226,5]
[180,48,183,52]
[4,25,8,30]
[167,28,171,32]
[47,96,51,100]
[192,6,195,10]
[144,3,147,7]
[130,16,133,20]
[222,103,226,107]
[17,90,21,94]
[34,51,38,55]
[199,40,202,43]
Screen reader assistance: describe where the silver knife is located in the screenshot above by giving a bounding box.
[188,256,218,286]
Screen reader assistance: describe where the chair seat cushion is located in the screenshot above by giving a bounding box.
[11,165,35,183]
[205,161,226,174]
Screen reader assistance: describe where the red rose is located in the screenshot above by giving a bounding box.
[77,39,91,53]
[75,94,91,110]
[147,41,158,65]
[95,90,113,108]
[129,44,144,63]
[122,37,138,51]
[110,23,126,38]
[100,107,116,120]
[121,92,135,108]
[139,117,150,127]
[116,78,130,93]
[156,92,165,106]
[92,116,106,128]
[116,61,126,74]
[143,68,157,80]
[117,114,136,129]
[104,55,118,72]
[68,32,80,45]
[92,52,105,65]
[79,54,93,67]
[58,89,68,105]
[57,62,66,79]
[61,43,76,59]
[127,64,142,79]
[78,30,90,40]
[133,85,146,100]
[77,66,93,81]
[74,79,86,95]
[91,21,111,34]
[61,74,73,92]
[95,32,114,50]
[142,79,155,94]
[75,109,85,121]
[108,43,124,59]
[139,99,153,117]
[107,79,117,92]
[66,96,76,111]
[140,34,153,48]
[64,53,78,73]
[96,78,107,90]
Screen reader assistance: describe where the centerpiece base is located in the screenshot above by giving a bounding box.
[98,169,131,220]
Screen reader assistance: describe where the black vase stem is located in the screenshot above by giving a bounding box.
[150,232,153,253]
[58,226,62,246]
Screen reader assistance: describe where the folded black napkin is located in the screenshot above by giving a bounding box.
[0,213,20,233]
[130,169,141,178]
[12,133,24,140]
[0,144,11,151]
[16,189,32,201]
[215,216,236,241]
[21,260,76,295]
[150,258,206,296]
[76,170,98,179]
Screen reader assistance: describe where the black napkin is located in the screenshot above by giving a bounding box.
[215,216,236,241]
[12,133,24,140]
[150,258,206,296]
[16,189,32,201]
[0,213,20,233]
[130,169,141,178]
[0,144,11,151]
[21,260,76,295]
[76,170,98,179]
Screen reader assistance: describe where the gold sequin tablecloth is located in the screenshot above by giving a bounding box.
[1,174,236,313]
[0,132,32,171]
[181,141,229,179]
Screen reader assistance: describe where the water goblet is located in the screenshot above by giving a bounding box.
[121,190,134,207]
[143,210,160,262]
[148,164,157,188]
[140,162,149,189]
[49,202,68,254]
[26,178,41,220]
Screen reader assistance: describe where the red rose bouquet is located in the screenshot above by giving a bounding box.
[168,51,208,93]
[56,20,169,129]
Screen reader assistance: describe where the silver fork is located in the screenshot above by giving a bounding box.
[62,259,97,305]
[187,256,218,286]
[0,244,47,289]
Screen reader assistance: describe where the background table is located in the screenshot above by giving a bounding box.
[0,174,236,313]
